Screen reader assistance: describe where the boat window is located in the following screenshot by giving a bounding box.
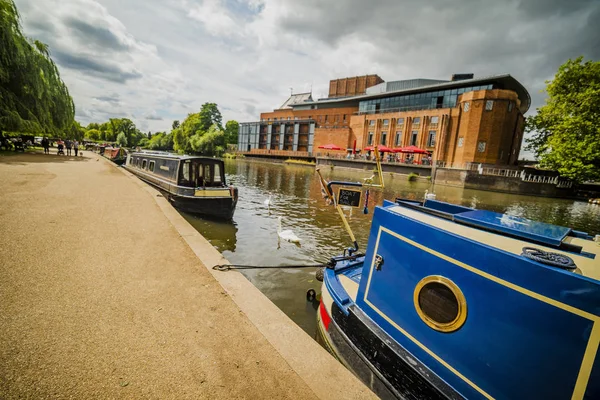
[142,159,147,169]
[149,161,155,172]
[204,164,211,183]
[213,163,222,184]
[181,161,190,184]
[414,276,467,332]
[198,163,204,185]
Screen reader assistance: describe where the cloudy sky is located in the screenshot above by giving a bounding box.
[14,0,600,138]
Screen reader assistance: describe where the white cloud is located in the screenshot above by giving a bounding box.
[14,0,600,155]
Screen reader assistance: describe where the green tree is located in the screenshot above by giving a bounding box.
[172,120,180,130]
[526,57,600,182]
[0,0,75,134]
[87,122,100,130]
[68,121,85,141]
[199,103,222,131]
[224,120,239,144]
[145,131,174,150]
[116,131,127,147]
[173,112,202,153]
[86,128,101,141]
[190,124,225,156]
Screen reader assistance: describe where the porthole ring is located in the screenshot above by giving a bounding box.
[413,275,467,333]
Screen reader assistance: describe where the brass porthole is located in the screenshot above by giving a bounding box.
[413,276,467,333]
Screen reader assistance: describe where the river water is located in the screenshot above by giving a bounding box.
[182,159,600,336]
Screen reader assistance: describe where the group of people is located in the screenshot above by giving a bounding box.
[41,138,79,156]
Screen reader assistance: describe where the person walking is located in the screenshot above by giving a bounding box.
[65,139,72,156]
[74,140,79,157]
[42,137,49,154]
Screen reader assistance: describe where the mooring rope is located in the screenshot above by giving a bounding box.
[213,263,328,272]
[521,247,576,270]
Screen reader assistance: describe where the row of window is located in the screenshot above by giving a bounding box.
[359,84,495,113]
[463,100,515,112]
[261,114,348,123]
[132,157,155,172]
[367,130,436,147]
[456,138,487,153]
[368,116,439,127]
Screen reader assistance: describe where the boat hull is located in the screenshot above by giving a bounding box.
[318,277,462,400]
[136,174,237,220]
[169,191,237,220]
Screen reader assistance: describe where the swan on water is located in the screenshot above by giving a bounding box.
[264,194,273,214]
[278,216,301,244]
[424,190,436,200]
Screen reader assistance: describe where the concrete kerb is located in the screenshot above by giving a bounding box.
[99,154,376,400]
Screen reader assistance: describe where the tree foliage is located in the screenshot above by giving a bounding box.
[173,112,202,153]
[199,103,222,131]
[146,131,173,150]
[86,128,101,141]
[190,124,225,155]
[171,103,237,156]
[526,57,600,182]
[0,0,75,134]
[83,117,145,146]
[116,131,127,147]
[224,120,239,144]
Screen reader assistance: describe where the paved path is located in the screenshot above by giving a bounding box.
[0,152,325,399]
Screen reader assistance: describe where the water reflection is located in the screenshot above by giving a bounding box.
[185,159,600,336]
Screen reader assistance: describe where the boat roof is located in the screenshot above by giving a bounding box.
[391,199,599,281]
[130,151,223,162]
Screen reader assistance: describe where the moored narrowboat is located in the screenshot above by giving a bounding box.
[318,198,600,399]
[124,151,238,220]
[103,146,127,165]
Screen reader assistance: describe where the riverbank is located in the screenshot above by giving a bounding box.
[0,152,374,399]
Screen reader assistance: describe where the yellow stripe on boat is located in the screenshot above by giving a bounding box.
[194,189,231,197]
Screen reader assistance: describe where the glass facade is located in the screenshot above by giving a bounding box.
[358,84,494,113]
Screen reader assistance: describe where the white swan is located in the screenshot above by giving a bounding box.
[264,195,272,207]
[278,216,301,244]
[264,195,273,214]
[424,190,436,200]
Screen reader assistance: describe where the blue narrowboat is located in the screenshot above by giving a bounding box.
[318,198,600,399]
[124,152,238,220]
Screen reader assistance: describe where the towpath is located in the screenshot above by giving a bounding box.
[0,152,373,399]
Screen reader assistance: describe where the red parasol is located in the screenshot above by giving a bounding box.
[364,145,396,153]
[393,145,429,154]
[318,143,343,150]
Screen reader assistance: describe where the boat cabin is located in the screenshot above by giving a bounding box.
[124,152,238,219]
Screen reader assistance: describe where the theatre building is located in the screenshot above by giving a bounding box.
[237,73,530,166]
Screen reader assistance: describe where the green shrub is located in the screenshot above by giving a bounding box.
[407,173,419,182]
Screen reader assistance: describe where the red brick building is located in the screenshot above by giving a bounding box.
[238,73,530,166]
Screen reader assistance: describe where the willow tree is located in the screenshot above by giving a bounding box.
[0,0,75,135]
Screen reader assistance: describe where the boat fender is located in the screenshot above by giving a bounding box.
[521,247,576,270]
[306,289,317,302]
[316,267,325,282]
